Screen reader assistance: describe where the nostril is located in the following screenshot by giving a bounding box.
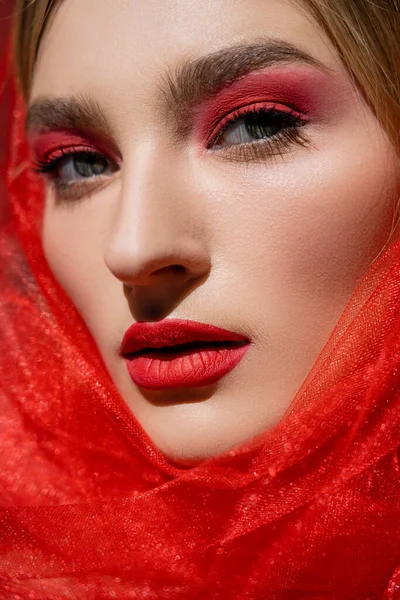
[152,264,187,278]
[170,264,186,275]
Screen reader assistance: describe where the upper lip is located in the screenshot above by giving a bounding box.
[120,319,249,356]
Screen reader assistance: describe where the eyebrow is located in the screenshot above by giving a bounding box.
[26,39,329,137]
[26,94,113,135]
[162,39,329,136]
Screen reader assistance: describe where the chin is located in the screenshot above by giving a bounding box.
[131,396,261,466]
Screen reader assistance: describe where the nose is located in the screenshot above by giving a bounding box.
[104,148,211,320]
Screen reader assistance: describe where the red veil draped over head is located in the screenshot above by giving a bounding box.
[1,18,400,600]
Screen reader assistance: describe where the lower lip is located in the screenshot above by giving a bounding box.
[125,344,250,390]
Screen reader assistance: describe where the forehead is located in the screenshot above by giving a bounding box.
[31,0,340,102]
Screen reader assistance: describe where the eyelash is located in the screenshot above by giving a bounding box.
[33,104,309,202]
[206,102,309,162]
[33,145,120,202]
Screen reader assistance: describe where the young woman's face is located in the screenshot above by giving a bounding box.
[29,0,399,463]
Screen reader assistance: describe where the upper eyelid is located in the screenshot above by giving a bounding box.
[34,149,119,178]
[207,104,307,146]
[43,145,102,162]
[34,147,99,166]
[215,103,306,124]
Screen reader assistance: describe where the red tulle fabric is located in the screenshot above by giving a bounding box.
[1,33,400,600]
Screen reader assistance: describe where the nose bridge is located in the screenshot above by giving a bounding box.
[105,142,209,284]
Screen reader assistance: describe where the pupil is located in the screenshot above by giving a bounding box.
[74,153,107,177]
[245,112,283,139]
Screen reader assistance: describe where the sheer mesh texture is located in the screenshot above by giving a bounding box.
[1,38,400,600]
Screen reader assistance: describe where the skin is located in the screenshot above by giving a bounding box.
[30,0,400,464]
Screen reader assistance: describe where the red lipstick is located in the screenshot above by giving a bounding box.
[120,319,250,390]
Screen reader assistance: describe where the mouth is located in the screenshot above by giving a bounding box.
[120,320,250,390]
[127,338,248,358]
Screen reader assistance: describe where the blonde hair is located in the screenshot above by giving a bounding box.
[14,0,56,98]
[13,0,400,152]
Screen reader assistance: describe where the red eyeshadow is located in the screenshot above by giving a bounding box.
[29,130,120,164]
[194,65,338,147]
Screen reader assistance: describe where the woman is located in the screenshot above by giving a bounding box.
[1,0,400,597]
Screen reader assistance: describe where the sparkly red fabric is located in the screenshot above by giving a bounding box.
[1,40,400,600]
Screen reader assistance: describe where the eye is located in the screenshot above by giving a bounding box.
[55,151,116,182]
[203,101,310,163]
[33,147,120,203]
[212,107,304,149]
[215,109,288,146]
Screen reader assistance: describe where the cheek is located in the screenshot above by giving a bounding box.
[285,147,399,294]
[203,132,399,307]
[41,192,118,332]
